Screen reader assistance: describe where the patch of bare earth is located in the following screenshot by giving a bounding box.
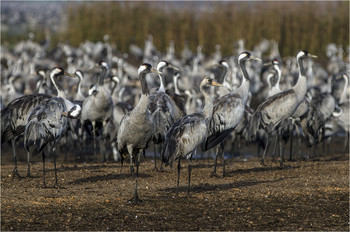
[1,152,349,231]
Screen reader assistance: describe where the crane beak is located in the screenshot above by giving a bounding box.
[250,56,262,62]
[211,81,224,87]
[64,72,77,78]
[168,64,180,71]
[151,68,163,75]
[308,53,318,58]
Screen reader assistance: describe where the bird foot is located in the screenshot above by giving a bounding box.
[158,167,167,173]
[152,167,159,172]
[210,172,220,178]
[127,195,142,204]
[260,161,266,167]
[288,158,297,162]
[12,169,22,179]
[53,183,66,189]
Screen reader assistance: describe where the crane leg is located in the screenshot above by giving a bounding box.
[187,155,193,195]
[101,120,107,163]
[279,134,284,167]
[261,137,269,166]
[158,144,165,172]
[27,151,31,177]
[237,136,242,160]
[11,138,21,178]
[42,151,46,188]
[53,148,59,188]
[272,134,278,161]
[211,147,219,177]
[289,134,294,161]
[92,121,97,162]
[176,157,181,197]
[153,142,158,171]
[128,155,141,203]
[221,143,226,177]
[343,132,349,153]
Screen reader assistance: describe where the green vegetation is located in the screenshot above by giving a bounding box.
[4,1,350,59]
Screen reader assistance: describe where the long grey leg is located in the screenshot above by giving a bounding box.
[176,157,181,197]
[11,138,21,178]
[42,151,46,188]
[261,137,269,165]
[92,121,97,162]
[27,151,31,177]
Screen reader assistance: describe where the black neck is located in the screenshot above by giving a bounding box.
[239,60,249,81]
[297,57,306,77]
[98,68,107,86]
[140,72,149,95]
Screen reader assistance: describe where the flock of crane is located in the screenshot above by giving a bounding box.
[1,35,349,203]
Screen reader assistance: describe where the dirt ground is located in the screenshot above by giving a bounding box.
[1,139,349,231]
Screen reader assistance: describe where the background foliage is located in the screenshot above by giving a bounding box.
[4,1,350,59]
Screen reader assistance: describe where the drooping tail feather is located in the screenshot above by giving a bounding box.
[248,111,261,143]
[201,128,235,151]
[153,108,172,144]
[162,136,176,168]
[24,121,49,153]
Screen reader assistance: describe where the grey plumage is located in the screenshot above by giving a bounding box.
[162,77,222,196]
[80,61,114,162]
[23,67,81,187]
[117,63,160,203]
[202,52,261,177]
[148,60,181,170]
[250,50,317,166]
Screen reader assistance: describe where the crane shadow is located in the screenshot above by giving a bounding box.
[67,172,152,185]
[224,164,301,177]
[161,177,295,194]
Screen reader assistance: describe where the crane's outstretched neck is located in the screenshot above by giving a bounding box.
[293,54,308,102]
[201,85,214,118]
[50,73,66,98]
[340,74,349,104]
[237,59,250,105]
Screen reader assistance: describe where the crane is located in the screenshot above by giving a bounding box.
[148,60,181,170]
[250,50,317,166]
[23,67,81,187]
[162,77,223,196]
[202,52,262,177]
[80,61,114,162]
[117,63,161,203]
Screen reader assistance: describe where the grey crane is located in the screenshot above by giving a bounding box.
[201,52,261,177]
[24,97,81,187]
[335,73,349,151]
[267,58,282,97]
[148,60,181,170]
[74,70,87,102]
[1,93,51,178]
[162,77,223,196]
[250,50,317,166]
[23,67,81,187]
[80,61,113,162]
[0,67,75,178]
[117,63,161,203]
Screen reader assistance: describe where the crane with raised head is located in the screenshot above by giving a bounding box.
[148,60,181,171]
[80,61,114,162]
[117,63,161,203]
[202,52,262,177]
[249,50,317,166]
[24,67,81,187]
[162,77,223,196]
